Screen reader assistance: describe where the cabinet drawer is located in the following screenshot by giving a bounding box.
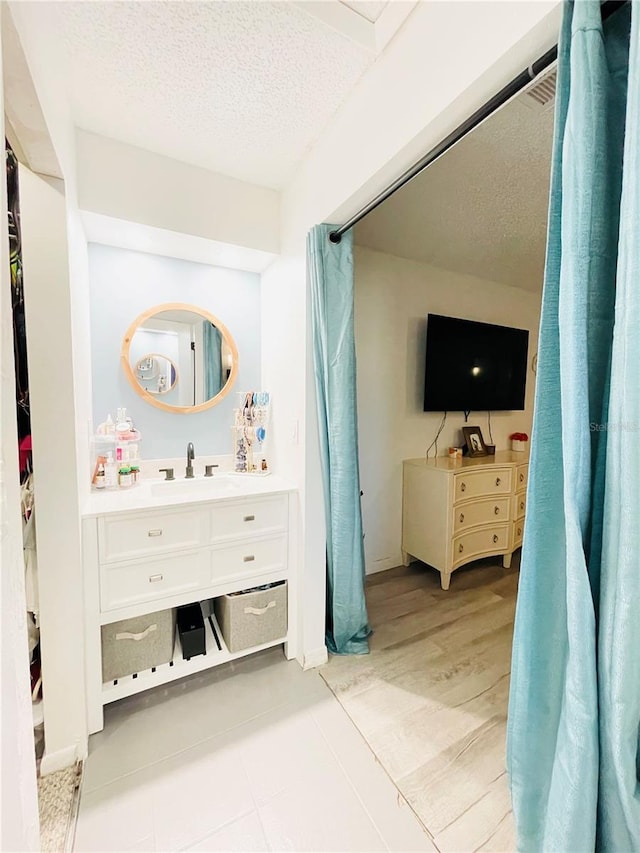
[101,551,205,611]
[453,496,511,534]
[454,469,512,503]
[208,496,287,543]
[453,525,510,567]
[513,519,524,548]
[99,509,202,563]
[210,536,287,585]
[516,464,528,492]
[513,492,527,520]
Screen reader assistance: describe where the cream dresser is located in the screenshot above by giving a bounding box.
[402,450,528,589]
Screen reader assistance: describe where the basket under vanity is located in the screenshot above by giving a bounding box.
[402,450,528,590]
[82,479,296,734]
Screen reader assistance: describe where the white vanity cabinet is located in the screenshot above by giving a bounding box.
[402,451,528,590]
[82,484,296,734]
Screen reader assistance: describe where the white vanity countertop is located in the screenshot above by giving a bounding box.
[81,474,296,518]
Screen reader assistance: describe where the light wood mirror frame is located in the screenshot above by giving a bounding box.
[121,302,239,414]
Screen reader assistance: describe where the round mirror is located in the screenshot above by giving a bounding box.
[121,303,238,414]
[134,354,178,395]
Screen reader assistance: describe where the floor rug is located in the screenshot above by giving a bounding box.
[38,763,82,852]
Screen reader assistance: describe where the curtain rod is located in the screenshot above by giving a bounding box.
[328,0,627,244]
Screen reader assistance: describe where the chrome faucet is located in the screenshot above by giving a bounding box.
[185,442,195,478]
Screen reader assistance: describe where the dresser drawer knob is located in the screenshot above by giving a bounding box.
[243,555,255,562]
[460,482,466,493]
[458,543,464,553]
[519,473,524,483]
[459,513,464,523]
[493,534,499,544]
[148,529,163,537]
[149,574,163,583]
[520,501,525,511]
[244,515,255,522]
[494,506,500,515]
[495,477,501,486]
[517,527,522,537]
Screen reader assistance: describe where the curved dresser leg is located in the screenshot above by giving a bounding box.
[401,550,411,567]
[440,571,451,591]
[503,552,512,569]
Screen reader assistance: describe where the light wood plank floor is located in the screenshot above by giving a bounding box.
[320,556,520,852]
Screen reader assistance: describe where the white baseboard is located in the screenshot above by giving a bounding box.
[302,646,328,670]
[366,555,401,575]
[40,744,78,776]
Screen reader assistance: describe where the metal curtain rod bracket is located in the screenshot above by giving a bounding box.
[328,0,628,245]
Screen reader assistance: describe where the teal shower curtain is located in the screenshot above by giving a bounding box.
[508,2,639,850]
[203,321,224,400]
[308,224,371,655]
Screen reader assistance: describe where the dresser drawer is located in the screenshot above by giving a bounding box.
[210,536,287,585]
[513,491,527,519]
[513,519,524,548]
[208,496,287,543]
[99,509,203,563]
[516,463,528,492]
[453,496,511,534]
[101,551,205,611]
[452,525,510,567]
[454,468,512,503]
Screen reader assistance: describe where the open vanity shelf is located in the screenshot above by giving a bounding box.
[102,606,286,704]
[82,480,297,733]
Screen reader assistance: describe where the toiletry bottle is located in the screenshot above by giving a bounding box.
[118,465,132,488]
[95,463,106,489]
[130,464,140,485]
[105,453,117,489]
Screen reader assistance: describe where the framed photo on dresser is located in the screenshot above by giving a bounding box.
[462,426,488,457]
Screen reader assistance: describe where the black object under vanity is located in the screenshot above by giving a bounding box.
[176,603,206,660]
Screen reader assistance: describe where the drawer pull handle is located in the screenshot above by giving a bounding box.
[244,601,276,616]
[116,624,157,642]
[149,574,163,583]
[243,555,255,562]
[244,515,255,522]
[520,473,524,483]
[494,506,500,515]
[520,501,525,511]
[517,527,522,537]
[495,477,501,486]
[459,513,464,523]
[493,534,499,544]
[458,543,464,553]
[148,529,163,537]
[460,482,466,493]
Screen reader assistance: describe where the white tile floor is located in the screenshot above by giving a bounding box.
[74,648,435,852]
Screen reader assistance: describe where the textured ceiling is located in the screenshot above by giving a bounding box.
[13,1,376,189]
[355,95,554,292]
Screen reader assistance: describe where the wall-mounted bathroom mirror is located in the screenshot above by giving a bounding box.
[134,354,178,395]
[121,303,239,414]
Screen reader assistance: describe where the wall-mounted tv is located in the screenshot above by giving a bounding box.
[423,314,529,412]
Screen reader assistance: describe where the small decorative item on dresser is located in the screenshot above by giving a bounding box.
[448,446,462,460]
[510,432,529,452]
[462,426,488,458]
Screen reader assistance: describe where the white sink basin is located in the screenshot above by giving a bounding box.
[150,475,241,497]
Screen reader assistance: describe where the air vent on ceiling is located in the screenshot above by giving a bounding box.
[521,69,557,112]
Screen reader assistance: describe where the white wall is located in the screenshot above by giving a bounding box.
[0,30,40,849]
[77,131,280,256]
[20,167,88,770]
[354,246,541,574]
[263,0,560,663]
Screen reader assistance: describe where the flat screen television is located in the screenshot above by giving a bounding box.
[423,314,529,412]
